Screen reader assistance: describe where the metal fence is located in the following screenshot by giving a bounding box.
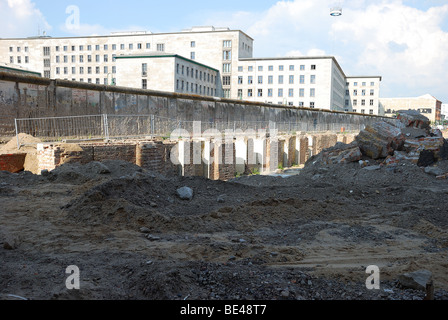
[14,113,365,148]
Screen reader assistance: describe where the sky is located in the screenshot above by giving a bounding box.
[1,0,448,103]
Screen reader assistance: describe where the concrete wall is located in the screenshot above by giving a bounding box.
[0,71,393,139]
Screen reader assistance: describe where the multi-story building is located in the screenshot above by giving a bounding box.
[379,94,442,123]
[0,26,381,113]
[0,62,41,77]
[115,53,220,97]
[345,76,382,115]
[235,56,347,111]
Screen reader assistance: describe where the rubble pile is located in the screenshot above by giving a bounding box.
[311,110,448,179]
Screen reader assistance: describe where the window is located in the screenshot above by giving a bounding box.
[223,40,232,48]
[9,57,13,63]
[370,100,374,106]
[88,67,92,74]
[43,47,50,56]
[362,82,366,86]
[64,56,68,63]
[279,65,284,71]
[25,56,29,63]
[354,82,358,86]
[362,90,366,96]
[248,76,253,84]
[137,43,142,49]
[223,76,231,86]
[191,52,195,60]
[104,55,108,62]
[300,75,305,84]
[157,43,165,52]
[258,66,263,72]
[370,82,375,86]
[71,46,75,51]
[17,47,21,52]
[9,47,13,52]
[289,75,294,84]
[72,67,76,74]
[64,67,68,74]
[79,55,84,63]
[299,89,305,97]
[268,89,273,97]
[88,79,92,83]
[278,75,284,84]
[146,43,150,49]
[370,89,375,96]
[120,44,125,50]
[64,46,68,51]
[258,76,263,84]
[95,55,100,62]
[370,109,374,115]
[353,99,357,106]
[88,55,92,63]
[310,102,315,108]
[96,66,100,74]
[44,59,50,68]
[71,55,76,63]
[142,79,147,89]
[238,76,243,84]
[311,65,316,70]
[353,90,358,96]
[289,65,294,71]
[79,45,84,51]
[258,89,263,97]
[56,56,60,63]
[310,88,315,97]
[142,63,148,77]
[95,45,100,51]
[112,54,116,62]
[87,45,92,51]
[268,65,273,71]
[96,78,100,84]
[300,65,305,71]
[238,89,243,99]
[345,90,350,96]
[238,66,243,72]
[248,89,253,97]
[103,66,108,74]
[56,67,60,74]
[361,99,366,106]
[278,89,283,97]
[191,41,196,48]
[248,66,253,72]
[310,75,316,84]
[17,56,21,64]
[268,76,273,84]
[299,102,304,107]
[80,67,84,74]
[345,100,349,107]
[288,89,294,97]
[44,71,50,78]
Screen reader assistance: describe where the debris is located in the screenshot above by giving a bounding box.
[176,187,194,201]
[398,269,433,292]
[424,166,445,177]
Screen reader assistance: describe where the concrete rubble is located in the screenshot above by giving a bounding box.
[315,110,448,177]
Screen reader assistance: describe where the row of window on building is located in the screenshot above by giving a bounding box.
[59,78,116,85]
[345,99,376,107]
[9,56,29,64]
[238,88,317,99]
[236,74,317,86]
[238,64,317,73]
[50,54,117,64]
[54,65,116,75]
[41,44,165,56]
[347,81,376,87]
[175,63,217,85]
[174,80,216,96]
[347,89,376,96]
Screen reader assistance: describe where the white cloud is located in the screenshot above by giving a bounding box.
[0,0,51,37]
[205,0,448,102]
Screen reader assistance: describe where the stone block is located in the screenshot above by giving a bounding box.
[321,142,362,165]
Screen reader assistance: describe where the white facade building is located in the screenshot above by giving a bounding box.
[115,53,220,97]
[345,76,382,115]
[0,26,381,113]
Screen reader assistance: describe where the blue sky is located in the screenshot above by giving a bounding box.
[1,0,448,103]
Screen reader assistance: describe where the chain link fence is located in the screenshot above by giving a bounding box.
[14,114,365,148]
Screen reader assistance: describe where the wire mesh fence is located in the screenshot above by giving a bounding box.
[14,113,365,148]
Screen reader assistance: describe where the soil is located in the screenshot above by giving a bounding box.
[1,151,448,301]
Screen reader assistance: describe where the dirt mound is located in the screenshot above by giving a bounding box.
[0,134,42,174]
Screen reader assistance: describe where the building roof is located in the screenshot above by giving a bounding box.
[0,63,41,76]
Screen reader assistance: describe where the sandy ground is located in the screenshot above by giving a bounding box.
[1,150,448,301]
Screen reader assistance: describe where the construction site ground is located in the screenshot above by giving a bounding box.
[1,140,448,301]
